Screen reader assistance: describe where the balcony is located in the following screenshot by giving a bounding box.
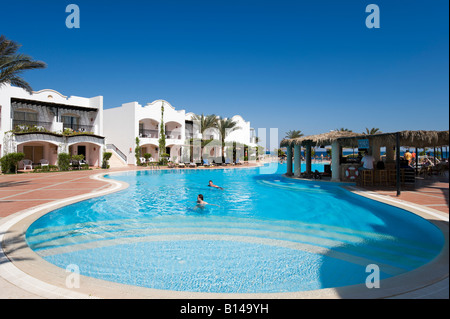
[139,129,159,139]
[63,123,95,133]
[165,130,182,140]
[12,120,53,132]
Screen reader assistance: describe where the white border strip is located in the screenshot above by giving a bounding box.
[346,186,449,222]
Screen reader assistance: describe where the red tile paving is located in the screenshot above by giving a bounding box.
[0,168,128,216]
[360,177,449,214]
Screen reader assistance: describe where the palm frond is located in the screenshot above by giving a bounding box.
[0,35,46,93]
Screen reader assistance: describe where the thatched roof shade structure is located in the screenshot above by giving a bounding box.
[280,131,360,148]
[281,129,449,191]
[281,130,449,149]
[336,130,449,149]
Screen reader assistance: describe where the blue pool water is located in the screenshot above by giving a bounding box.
[26,163,444,293]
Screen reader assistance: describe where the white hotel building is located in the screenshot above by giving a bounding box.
[0,84,104,168]
[103,99,257,165]
[0,85,256,168]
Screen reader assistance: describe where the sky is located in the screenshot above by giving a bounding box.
[1,0,448,145]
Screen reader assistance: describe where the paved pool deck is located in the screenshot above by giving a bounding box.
[0,165,448,299]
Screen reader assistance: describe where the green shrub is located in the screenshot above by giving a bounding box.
[0,155,11,174]
[58,153,71,171]
[0,152,25,174]
[143,153,152,166]
[159,152,170,165]
[135,137,142,165]
[102,152,112,169]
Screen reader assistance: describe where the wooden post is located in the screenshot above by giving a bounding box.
[433,147,437,165]
[415,147,419,176]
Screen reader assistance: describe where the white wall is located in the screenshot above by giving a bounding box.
[103,102,137,164]
[225,115,251,145]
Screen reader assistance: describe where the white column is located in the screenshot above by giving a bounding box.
[331,140,340,182]
[294,144,301,177]
[286,145,293,176]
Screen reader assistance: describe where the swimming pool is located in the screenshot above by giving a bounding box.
[25,163,444,294]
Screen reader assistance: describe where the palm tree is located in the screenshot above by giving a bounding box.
[216,117,240,163]
[335,128,353,132]
[0,35,46,94]
[285,130,304,139]
[363,127,382,135]
[192,113,218,138]
[192,113,218,160]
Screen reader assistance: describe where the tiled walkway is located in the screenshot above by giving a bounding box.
[0,167,448,299]
[360,176,449,214]
[0,168,127,218]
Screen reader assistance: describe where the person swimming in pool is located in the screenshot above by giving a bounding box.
[208,180,223,190]
[195,194,219,209]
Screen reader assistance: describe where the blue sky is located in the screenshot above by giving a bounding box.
[1,0,448,143]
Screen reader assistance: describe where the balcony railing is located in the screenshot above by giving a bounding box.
[12,120,53,132]
[106,143,127,162]
[63,123,94,133]
[166,130,182,139]
[139,129,159,139]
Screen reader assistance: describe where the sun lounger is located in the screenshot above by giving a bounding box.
[203,159,214,167]
[167,162,176,168]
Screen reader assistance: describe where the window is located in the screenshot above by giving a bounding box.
[14,111,38,122]
[62,115,79,130]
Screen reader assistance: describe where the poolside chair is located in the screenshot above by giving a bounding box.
[140,157,146,164]
[167,162,176,168]
[40,159,49,167]
[235,158,243,165]
[22,159,33,170]
[203,159,214,167]
[224,158,233,166]
[188,161,196,168]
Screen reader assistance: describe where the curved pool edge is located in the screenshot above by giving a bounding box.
[0,170,448,299]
